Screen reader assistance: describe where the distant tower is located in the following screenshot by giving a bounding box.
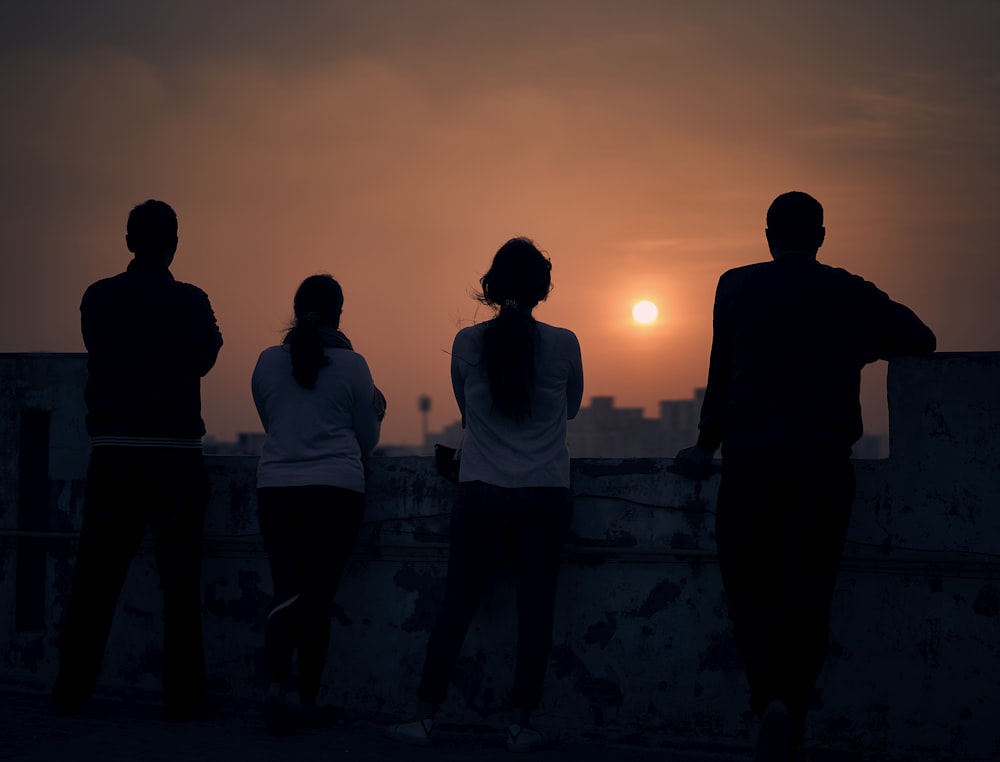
[418,394,431,453]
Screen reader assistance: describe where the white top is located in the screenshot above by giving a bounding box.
[252,344,381,492]
[452,320,583,488]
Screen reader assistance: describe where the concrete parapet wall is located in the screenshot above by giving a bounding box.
[1,352,998,760]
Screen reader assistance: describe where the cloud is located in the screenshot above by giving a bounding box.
[1,1,998,441]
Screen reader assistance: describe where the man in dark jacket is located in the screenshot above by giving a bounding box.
[676,191,935,761]
[52,200,223,721]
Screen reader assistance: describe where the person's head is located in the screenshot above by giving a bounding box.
[126,200,178,265]
[476,237,552,420]
[765,191,826,259]
[293,274,344,330]
[478,237,552,314]
[284,274,343,389]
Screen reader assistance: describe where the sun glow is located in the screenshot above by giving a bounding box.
[631,300,659,324]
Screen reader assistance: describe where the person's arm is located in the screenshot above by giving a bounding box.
[872,289,936,358]
[450,332,468,428]
[675,274,732,477]
[565,332,584,420]
[336,332,386,421]
[351,356,381,456]
[80,283,108,355]
[80,289,95,353]
[189,286,223,377]
[250,355,270,432]
[694,274,734,453]
[372,385,387,423]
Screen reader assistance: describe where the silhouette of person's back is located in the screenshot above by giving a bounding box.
[251,274,383,734]
[676,191,935,761]
[52,200,222,721]
[703,244,933,458]
[387,237,584,753]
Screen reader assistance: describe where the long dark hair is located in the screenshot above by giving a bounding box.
[476,237,553,419]
[283,274,344,389]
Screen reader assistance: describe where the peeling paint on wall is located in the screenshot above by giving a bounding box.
[630,578,683,619]
[972,584,999,618]
[451,648,499,718]
[204,569,270,629]
[551,641,625,725]
[1,352,999,760]
[583,612,617,649]
[697,629,742,673]
[393,564,444,634]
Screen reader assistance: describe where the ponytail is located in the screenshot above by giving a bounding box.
[284,323,329,389]
[482,302,536,419]
[284,274,343,389]
[476,238,552,420]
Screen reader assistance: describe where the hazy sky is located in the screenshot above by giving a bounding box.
[2,1,998,445]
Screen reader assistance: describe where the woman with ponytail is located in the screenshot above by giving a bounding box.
[251,274,384,733]
[388,238,584,752]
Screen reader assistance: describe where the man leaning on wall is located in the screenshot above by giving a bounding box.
[51,200,223,721]
[675,191,936,762]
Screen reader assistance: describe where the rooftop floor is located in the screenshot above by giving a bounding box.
[0,682,884,762]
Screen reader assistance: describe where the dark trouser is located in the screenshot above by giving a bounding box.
[257,485,365,701]
[715,454,855,743]
[53,447,210,711]
[418,481,572,711]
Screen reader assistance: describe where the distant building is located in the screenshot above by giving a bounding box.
[203,432,265,456]
[566,391,705,458]
[372,443,423,457]
[420,388,887,459]
[418,391,706,459]
[205,389,888,460]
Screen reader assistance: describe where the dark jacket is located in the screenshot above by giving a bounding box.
[81,258,223,439]
[697,254,935,459]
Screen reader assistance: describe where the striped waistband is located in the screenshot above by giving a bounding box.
[91,436,203,449]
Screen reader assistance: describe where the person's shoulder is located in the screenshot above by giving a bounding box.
[716,262,768,294]
[725,261,768,274]
[450,324,484,368]
[721,261,770,282]
[535,321,580,347]
[453,322,486,346]
[330,345,368,362]
[173,278,214,302]
[255,344,288,365]
[82,270,127,296]
[456,321,487,337]
[536,321,576,337]
[326,346,371,372]
[817,262,885,295]
[81,271,135,313]
[251,346,286,384]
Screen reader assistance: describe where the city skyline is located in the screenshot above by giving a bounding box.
[205,388,890,460]
[2,2,998,445]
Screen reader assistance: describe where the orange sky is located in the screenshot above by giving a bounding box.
[2,1,998,445]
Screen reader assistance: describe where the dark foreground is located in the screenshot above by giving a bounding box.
[0,683,904,762]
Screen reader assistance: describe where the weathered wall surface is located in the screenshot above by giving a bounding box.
[1,352,998,760]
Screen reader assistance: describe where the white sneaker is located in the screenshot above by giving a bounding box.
[507,723,546,753]
[386,718,434,746]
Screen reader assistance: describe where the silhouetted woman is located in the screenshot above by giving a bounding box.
[388,238,583,751]
[251,274,385,733]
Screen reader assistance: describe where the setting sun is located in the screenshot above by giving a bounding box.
[632,300,659,324]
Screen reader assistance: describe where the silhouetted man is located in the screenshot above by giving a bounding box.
[676,191,935,761]
[52,200,223,721]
